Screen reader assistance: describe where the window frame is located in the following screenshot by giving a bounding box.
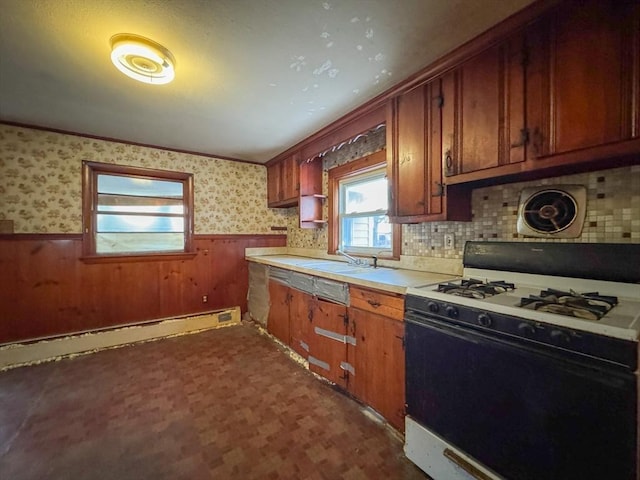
[327,149,401,260]
[81,161,195,262]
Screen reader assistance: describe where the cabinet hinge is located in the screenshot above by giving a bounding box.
[431,181,445,198]
[436,94,444,108]
[396,334,406,350]
[510,128,530,149]
[339,312,349,327]
[521,45,530,68]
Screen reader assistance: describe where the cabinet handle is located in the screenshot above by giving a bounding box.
[444,150,453,174]
[510,128,529,148]
[367,299,381,308]
[531,127,543,156]
[431,182,444,197]
[443,449,492,480]
[307,309,313,322]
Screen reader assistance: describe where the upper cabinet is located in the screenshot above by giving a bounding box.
[443,0,640,185]
[386,80,472,224]
[529,0,640,161]
[442,31,528,181]
[267,152,300,208]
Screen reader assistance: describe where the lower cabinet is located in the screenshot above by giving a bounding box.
[267,280,406,432]
[289,288,313,359]
[347,307,405,431]
[267,280,291,345]
[307,298,348,389]
[267,280,313,359]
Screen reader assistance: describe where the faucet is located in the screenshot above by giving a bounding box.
[336,249,366,267]
[336,250,378,268]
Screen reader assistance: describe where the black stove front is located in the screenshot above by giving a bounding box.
[405,242,640,480]
[405,304,637,480]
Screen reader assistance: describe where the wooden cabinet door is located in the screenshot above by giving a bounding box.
[308,298,348,389]
[289,289,312,359]
[388,85,427,218]
[387,82,471,223]
[266,162,281,206]
[267,280,290,345]
[281,153,300,203]
[267,153,300,208]
[531,0,639,157]
[442,33,527,182]
[348,307,406,432]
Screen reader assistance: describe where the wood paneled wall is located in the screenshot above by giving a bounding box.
[0,234,286,344]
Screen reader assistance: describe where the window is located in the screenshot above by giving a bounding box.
[82,162,194,258]
[328,150,400,259]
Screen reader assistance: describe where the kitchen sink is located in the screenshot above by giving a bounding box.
[300,261,373,274]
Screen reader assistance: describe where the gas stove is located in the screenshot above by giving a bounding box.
[407,243,640,342]
[404,241,640,480]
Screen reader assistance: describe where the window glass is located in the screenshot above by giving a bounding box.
[343,175,388,214]
[83,163,193,256]
[339,169,391,254]
[97,175,183,197]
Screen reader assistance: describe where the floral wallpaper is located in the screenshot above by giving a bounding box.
[0,125,288,234]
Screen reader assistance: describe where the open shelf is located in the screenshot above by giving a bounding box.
[299,158,325,229]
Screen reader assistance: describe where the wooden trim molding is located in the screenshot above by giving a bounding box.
[327,149,401,259]
[0,233,83,241]
[80,252,198,264]
[0,233,287,242]
[195,234,287,240]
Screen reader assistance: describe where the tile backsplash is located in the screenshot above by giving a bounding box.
[402,165,640,259]
[284,126,640,258]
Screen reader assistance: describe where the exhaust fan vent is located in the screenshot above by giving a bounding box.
[517,186,587,238]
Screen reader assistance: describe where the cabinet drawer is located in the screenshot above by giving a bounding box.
[349,286,404,321]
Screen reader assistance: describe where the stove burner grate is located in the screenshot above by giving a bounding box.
[519,289,618,321]
[437,278,515,298]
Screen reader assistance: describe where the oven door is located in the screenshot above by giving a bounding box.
[405,312,637,480]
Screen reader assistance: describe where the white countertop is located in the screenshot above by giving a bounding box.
[246,253,458,294]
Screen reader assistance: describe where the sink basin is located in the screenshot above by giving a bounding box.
[331,267,371,275]
[303,262,372,274]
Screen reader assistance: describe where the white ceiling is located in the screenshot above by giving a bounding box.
[0,0,535,163]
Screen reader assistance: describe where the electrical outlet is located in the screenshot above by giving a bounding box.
[444,233,455,250]
[202,295,208,303]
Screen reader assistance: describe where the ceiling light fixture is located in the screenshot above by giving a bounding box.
[110,34,176,85]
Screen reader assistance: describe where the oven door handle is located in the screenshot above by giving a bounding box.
[443,448,495,480]
[405,313,634,386]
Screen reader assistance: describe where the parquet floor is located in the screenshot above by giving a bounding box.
[0,323,428,479]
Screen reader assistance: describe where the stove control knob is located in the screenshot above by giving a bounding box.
[551,330,571,344]
[427,301,440,314]
[518,323,536,337]
[477,313,492,327]
[445,306,459,318]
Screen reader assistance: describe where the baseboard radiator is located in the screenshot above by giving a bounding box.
[0,307,241,371]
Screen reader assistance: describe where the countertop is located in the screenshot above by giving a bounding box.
[246,253,459,294]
